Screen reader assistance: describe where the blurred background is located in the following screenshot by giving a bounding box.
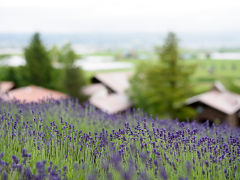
[1,0,240,125]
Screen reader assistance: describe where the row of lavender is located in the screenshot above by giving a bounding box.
[0,98,240,180]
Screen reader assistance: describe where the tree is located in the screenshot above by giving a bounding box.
[129,32,196,120]
[24,33,53,87]
[63,67,87,102]
[50,43,87,102]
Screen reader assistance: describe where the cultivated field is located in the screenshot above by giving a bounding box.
[85,49,240,94]
[0,98,239,179]
[190,60,240,94]
[116,57,240,95]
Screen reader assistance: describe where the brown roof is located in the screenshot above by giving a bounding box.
[4,85,67,103]
[93,71,133,93]
[0,81,14,93]
[187,82,240,115]
[82,83,108,97]
[89,93,131,114]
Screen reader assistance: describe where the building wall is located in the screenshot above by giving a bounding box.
[226,114,239,127]
[232,110,240,126]
[189,102,231,125]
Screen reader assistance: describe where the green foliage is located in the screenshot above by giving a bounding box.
[0,66,25,87]
[222,78,240,94]
[0,67,10,80]
[58,43,77,67]
[129,32,196,120]
[4,67,21,87]
[0,54,11,60]
[50,43,88,101]
[24,33,53,87]
[128,62,151,113]
[0,35,87,101]
[63,67,88,102]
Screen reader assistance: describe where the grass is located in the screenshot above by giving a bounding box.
[189,60,240,94]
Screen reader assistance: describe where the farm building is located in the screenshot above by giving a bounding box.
[83,71,132,114]
[187,82,240,126]
[2,85,67,103]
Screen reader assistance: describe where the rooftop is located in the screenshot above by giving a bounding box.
[187,82,240,115]
[82,83,108,98]
[4,85,67,103]
[93,71,133,93]
[89,93,131,114]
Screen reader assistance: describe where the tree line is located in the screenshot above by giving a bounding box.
[1,32,196,120]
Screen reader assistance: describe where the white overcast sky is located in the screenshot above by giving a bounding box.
[1,0,240,33]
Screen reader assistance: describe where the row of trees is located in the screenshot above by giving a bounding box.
[6,33,87,101]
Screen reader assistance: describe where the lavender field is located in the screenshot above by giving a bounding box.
[0,98,239,180]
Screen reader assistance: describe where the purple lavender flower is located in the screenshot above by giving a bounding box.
[2,171,7,180]
[205,160,209,167]
[24,168,33,180]
[0,152,3,159]
[160,166,168,180]
[12,155,19,164]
